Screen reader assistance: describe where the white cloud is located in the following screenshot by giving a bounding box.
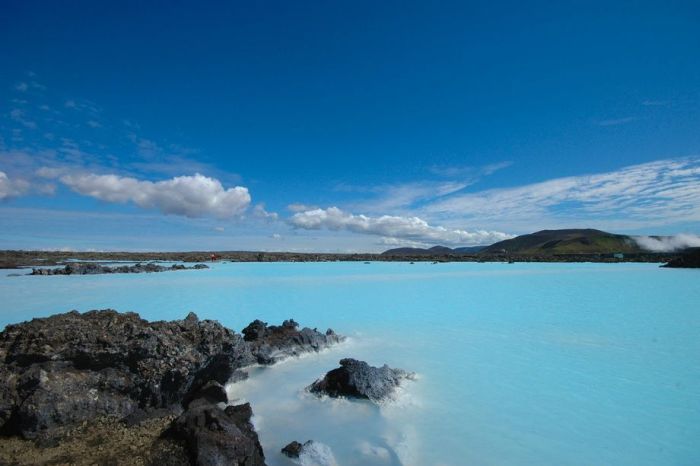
[634,234,700,252]
[289,207,513,246]
[424,157,700,230]
[376,236,430,248]
[58,172,251,218]
[9,108,37,129]
[15,82,28,92]
[337,180,471,216]
[0,171,30,200]
[288,203,319,212]
[430,161,512,178]
[252,203,279,221]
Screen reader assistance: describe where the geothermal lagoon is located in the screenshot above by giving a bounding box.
[2,261,699,466]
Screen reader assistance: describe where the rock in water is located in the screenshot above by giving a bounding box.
[308,358,413,402]
[242,319,344,365]
[281,440,305,458]
[281,440,337,466]
[0,309,254,441]
[30,262,209,275]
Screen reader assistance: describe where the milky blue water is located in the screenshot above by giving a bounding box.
[1,262,699,466]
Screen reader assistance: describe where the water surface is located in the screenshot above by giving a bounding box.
[2,262,699,465]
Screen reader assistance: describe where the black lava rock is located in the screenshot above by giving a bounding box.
[242,319,344,365]
[0,310,254,441]
[308,358,413,402]
[30,262,209,275]
[170,402,265,466]
[281,440,303,458]
[662,248,700,268]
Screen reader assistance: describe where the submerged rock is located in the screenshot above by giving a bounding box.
[30,262,209,275]
[308,358,413,402]
[242,319,344,365]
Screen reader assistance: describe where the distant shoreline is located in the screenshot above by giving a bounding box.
[0,249,679,268]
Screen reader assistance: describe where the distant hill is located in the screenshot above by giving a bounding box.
[381,245,487,256]
[480,229,642,255]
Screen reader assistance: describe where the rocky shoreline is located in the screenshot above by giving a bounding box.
[661,248,700,268]
[0,249,680,269]
[0,310,345,465]
[30,262,210,275]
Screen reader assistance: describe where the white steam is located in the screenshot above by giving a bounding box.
[634,234,700,252]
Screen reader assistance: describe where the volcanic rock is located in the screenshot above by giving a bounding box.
[30,262,209,275]
[308,358,413,402]
[242,319,344,365]
[0,309,253,441]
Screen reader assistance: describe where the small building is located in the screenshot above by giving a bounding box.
[613,253,624,259]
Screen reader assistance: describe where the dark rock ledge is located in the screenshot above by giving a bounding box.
[308,358,414,403]
[31,262,210,275]
[242,319,343,365]
[0,310,344,465]
[662,248,700,268]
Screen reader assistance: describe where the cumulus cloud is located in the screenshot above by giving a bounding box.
[0,171,30,200]
[634,234,700,252]
[289,207,513,246]
[58,172,250,218]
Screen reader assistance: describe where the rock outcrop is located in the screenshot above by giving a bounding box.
[662,248,700,268]
[0,309,344,465]
[168,401,265,466]
[0,310,253,441]
[31,262,209,275]
[308,358,413,402]
[242,319,344,365]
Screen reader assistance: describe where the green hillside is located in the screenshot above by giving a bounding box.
[481,229,642,255]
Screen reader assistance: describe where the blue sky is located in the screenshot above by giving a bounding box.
[1,1,699,251]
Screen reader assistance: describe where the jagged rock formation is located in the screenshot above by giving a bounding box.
[242,319,344,365]
[0,310,343,465]
[308,358,413,402]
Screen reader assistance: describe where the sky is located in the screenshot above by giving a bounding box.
[1,0,699,252]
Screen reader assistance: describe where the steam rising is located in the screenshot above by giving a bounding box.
[634,234,700,252]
